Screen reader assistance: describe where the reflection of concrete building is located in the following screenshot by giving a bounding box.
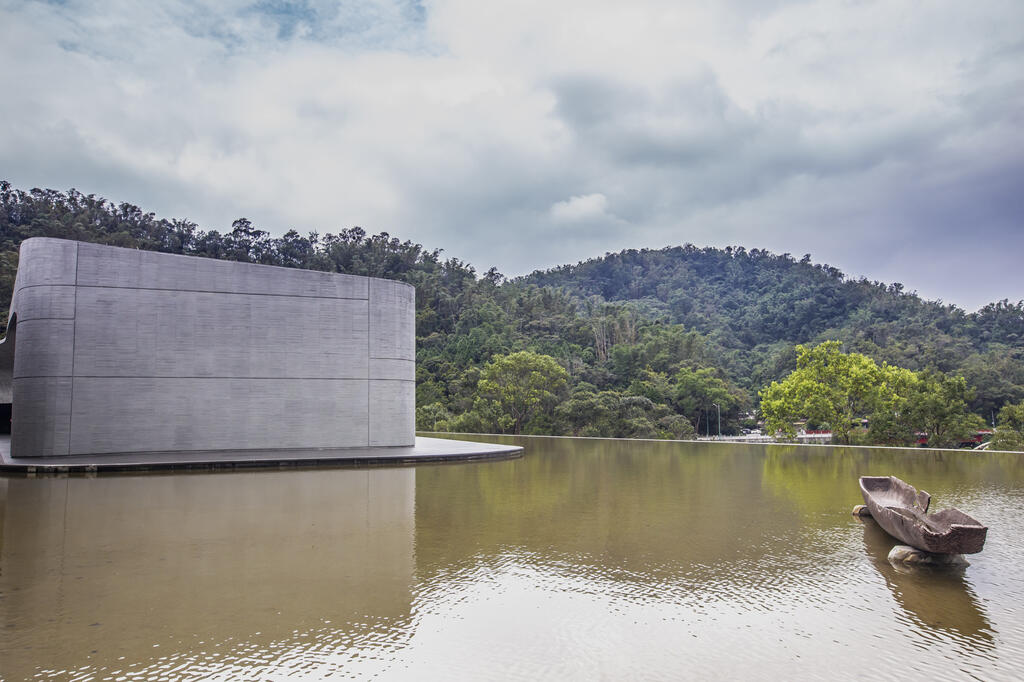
[0,470,417,679]
[0,238,415,457]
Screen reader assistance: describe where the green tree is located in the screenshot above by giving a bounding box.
[555,383,613,436]
[759,341,888,444]
[904,371,984,448]
[672,366,746,435]
[657,414,696,439]
[867,369,982,447]
[415,402,452,431]
[991,400,1024,451]
[865,365,921,446]
[627,369,674,405]
[477,351,568,434]
[960,346,1024,420]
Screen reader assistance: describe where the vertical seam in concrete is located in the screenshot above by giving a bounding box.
[367,282,371,446]
[66,243,79,455]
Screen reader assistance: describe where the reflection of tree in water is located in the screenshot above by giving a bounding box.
[414,438,855,608]
[417,437,1024,629]
[859,517,995,651]
[416,438,783,584]
[760,445,1024,525]
[760,446,871,523]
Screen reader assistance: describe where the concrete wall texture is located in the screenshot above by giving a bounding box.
[0,238,416,457]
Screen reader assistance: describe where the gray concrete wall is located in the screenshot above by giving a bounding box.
[1,238,415,457]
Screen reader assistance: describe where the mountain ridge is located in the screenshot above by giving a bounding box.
[4,181,1023,433]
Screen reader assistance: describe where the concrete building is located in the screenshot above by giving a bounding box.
[0,238,417,458]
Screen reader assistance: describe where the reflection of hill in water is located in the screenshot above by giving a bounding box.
[0,470,416,681]
[416,437,1024,614]
[3,438,1018,679]
[859,517,995,650]
[414,438,821,603]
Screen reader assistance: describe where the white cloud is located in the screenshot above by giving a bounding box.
[549,193,610,223]
[0,0,1022,308]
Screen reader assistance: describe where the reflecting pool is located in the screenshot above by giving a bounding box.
[2,436,1023,680]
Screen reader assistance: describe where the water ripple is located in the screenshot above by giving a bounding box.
[3,440,1024,680]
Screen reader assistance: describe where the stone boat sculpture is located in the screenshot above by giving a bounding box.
[858,476,987,554]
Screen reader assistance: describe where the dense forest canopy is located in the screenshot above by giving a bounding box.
[4,181,1024,441]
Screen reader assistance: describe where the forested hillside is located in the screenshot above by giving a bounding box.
[523,246,1024,419]
[4,181,1024,440]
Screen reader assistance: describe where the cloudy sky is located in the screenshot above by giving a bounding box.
[1,0,1021,310]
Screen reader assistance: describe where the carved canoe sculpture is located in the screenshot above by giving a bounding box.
[859,476,987,554]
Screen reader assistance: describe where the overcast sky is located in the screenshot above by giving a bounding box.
[2,0,1022,310]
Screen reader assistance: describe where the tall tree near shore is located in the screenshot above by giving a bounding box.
[759,341,889,444]
[990,400,1024,451]
[762,341,981,447]
[477,351,569,434]
[903,371,984,448]
[867,369,983,447]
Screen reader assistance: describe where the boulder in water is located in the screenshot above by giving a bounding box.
[887,544,969,567]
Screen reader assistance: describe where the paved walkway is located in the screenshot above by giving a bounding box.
[0,435,522,474]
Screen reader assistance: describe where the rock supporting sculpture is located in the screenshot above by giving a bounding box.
[857,475,987,555]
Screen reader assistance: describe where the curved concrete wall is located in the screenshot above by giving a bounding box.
[1,238,415,457]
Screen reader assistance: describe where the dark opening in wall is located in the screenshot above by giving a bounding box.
[0,311,13,436]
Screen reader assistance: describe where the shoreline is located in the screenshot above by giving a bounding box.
[420,431,1024,455]
[0,435,523,475]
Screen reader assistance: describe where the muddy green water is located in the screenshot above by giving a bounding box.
[2,436,1024,681]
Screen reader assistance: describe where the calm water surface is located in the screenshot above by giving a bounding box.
[2,436,1024,680]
